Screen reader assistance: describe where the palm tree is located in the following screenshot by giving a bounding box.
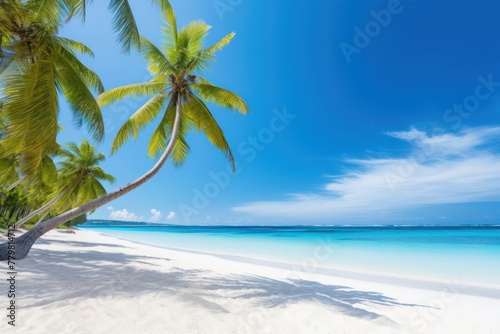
[13,140,115,229]
[0,5,248,260]
[58,141,115,207]
[0,0,105,175]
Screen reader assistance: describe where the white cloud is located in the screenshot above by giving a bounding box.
[233,127,500,221]
[149,209,162,223]
[166,211,176,220]
[107,206,141,221]
[386,126,500,157]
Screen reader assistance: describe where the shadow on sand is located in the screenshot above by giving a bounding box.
[13,238,428,323]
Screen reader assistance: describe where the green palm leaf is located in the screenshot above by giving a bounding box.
[97,82,165,107]
[139,36,174,75]
[54,36,95,56]
[204,32,236,57]
[2,57,59,174]
[54,50,104,142]
[192,79,249,114]
[26,0,69,26]
[38,155,59,186]
[178,21,211,56]
[147,96,193,165]
[187,32,235,72]
[112,93,167,153]
[54,37,104,93]
[0,155,19,186]
[108,0,140,52]
[147,97,175,157]
[185,94,235,169]
[160,0,177,47]
[66,0,85,19]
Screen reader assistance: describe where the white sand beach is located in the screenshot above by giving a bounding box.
[1,229,499,334]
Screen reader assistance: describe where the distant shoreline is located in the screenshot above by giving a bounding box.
[81,220,500,228]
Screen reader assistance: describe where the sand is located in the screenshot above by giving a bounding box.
[1,229,499,334]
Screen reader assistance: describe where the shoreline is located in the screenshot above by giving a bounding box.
[85,228,500,299]
[1,229,499,333]
[80,226,500,291]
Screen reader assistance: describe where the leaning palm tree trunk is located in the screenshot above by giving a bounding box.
[13,182,77,229]
[0,99,182,261]
[6,175,26,191]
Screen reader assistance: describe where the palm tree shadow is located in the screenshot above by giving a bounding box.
[34,237,134,249]
[197,275,427,320]
[12,243,430,323]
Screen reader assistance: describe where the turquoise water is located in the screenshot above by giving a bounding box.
[80,221,500,286]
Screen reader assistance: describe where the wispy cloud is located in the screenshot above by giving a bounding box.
[233,127,500,221]
[166,211,176,221]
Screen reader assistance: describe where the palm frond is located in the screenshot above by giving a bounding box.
[178,21,211,56]
[204,32,235,56]
[108,0,140,52]
[166,21,210,68]
[26,0,69,26]
[54,36,94,56]
[147,99,173,158]
[74,177,107,204]
[2,57,59,174]
[187,32,235,72]
[88,177,107,199]
[150,0,173,15]
[66,0,87,20]
[111,93,167,153]
[97,82,165,107]
[169,121,190,166]
[54,51,104,142]
[54,37,104,93]
[139,36,174,75]
[160,0,177,47]
[192,78,249,114]
[87,166,116,183]
[0,155,19,186]
[148,97,190,164]
[38,154,59,186]
[185,94,235,169]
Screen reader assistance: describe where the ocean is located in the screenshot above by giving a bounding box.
[79,221,500,287]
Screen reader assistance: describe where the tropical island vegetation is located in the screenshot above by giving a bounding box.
[0,0,248,260]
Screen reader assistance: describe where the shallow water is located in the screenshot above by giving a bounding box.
[80,222,500,286]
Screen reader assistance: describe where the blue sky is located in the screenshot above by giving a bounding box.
[57,0,500,225]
